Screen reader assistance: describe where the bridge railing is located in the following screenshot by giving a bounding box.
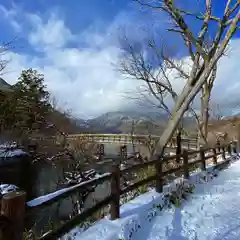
[65,134,198,152]
[0,141,236,240]
[49,133,198,142]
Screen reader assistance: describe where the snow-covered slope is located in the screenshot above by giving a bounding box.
[63,154,240,240]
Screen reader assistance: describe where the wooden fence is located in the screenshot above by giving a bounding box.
[0,141,237,240]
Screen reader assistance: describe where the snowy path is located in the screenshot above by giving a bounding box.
[66,156,240,240]
[133,159,240,240]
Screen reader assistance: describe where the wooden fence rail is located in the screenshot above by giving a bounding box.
[0,141,237,240]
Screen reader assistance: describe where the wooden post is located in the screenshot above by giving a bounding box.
[200,147,206,171]
[227,144,232,156]
[0,191,26,240]
[110,165,120,220]
[123,145,127,160]
[155,155,163,193]
[98,144,104,161]
[216,140,220,153]
[212,148,217,165]
[183,150,189,179]
[233,141,237,154]
[176,152,180,163]
[222,146,226,160]
[120,146,123,162]
[120,145,127,161]
[176,132,181,163]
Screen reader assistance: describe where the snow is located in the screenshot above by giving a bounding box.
[0,143,17,148]
[0,143,27,158]
[27,172,111,207]
[0,184,18,196]
[64,154,240,240]
[0,148,26,158]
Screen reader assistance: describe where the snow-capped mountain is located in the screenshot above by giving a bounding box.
[75,111,168,134]
[74,110,199,134]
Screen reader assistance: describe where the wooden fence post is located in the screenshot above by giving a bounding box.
[98,144,104,161]
[233,141,237,154]
[183,150,189,179]
[155,155,163,193]
[120,145,127,161]
[216,140,220,153]
[200,147,206,171]
[0,191,26,240]
[222,146,226,160]
[227,144,232,156]
[110,165,120,220]
[212,148,217,165]
[176,132,181,163]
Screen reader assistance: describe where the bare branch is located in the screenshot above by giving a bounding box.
[135,0,208,60]
[224,0,233,15]
[119,0,240,153]
[225,1,240,17]
[197,0,212,43]
[0,38,16,74]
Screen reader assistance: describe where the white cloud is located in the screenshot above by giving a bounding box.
[1,7,141,119]
[131,42,240,114]
[0,4,22,32]
[28,13,75,50]
[1,4,240,119]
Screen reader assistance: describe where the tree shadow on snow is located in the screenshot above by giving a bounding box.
[214,224,240,240]
[165,207,198,240]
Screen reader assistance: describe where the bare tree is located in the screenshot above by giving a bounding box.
[119,37,209,153]
[191,64,217,148]
[119,0,240,154]
[0,39,15,75]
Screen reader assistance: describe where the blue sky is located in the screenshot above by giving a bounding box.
[1,1,240,118]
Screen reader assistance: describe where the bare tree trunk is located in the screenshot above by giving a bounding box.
[198,84,209,148]
[197,64,216,148]
[176,128,182,162]
[158,43,236,154]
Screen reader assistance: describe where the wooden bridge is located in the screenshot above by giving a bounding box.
[57,134,198,159]
[63,133,198,149]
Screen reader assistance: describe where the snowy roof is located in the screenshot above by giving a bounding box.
[0,184,18,197]
[0,144,28,165]
[0,148,27,158]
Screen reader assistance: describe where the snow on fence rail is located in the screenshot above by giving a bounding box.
[0,141,237,240]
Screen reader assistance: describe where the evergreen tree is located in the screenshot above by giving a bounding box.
[13,68,51,133]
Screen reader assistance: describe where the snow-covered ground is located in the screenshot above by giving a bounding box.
[27,172,111,207]
[0,148,26,158]
[64,154,240,240]
[0,143,27,158]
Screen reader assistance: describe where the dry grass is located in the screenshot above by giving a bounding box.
[206,116,240,147]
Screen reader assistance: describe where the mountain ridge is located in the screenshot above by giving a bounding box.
[75,110,197,134]
[0,78,12,92]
